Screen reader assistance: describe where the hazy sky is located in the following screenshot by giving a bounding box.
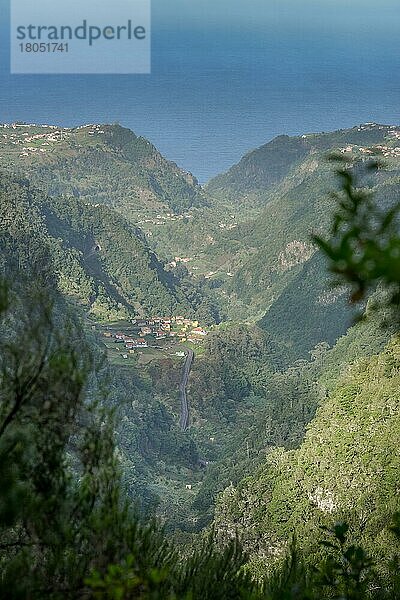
[155,0,399,31]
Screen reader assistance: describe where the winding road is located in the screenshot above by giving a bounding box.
[179,349,194,431]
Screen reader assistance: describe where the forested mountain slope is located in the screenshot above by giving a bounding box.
[213,333,400,576]
[206,123,395,208]
[3,122,399,357]
[145,125,400,349]
[201,124,400,357]
[185,309,392,526]
[2,123,399,537]
[0,123,207,218]
[0,173,210,517]
[0,173,218,321]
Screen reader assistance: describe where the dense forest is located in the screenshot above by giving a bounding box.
[0,173,220,322]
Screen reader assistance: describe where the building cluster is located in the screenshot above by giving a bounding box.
[103,316,208,357]
[0,125,72,158]
[138,213,194,229]
[168,256,191,268]
[389,129,400,141]
[0,123,110,160]
[340,143,400,158]
[373,145,400,158]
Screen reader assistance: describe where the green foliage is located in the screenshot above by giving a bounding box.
[0,268,243,598]
[0,172,220,322]
[85,553,170,600]
[213,336,400,591]
[315,523,374,599]
[0,282,111,596]
[313,160,400,320]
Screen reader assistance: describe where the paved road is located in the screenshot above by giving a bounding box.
[179,349,194,431]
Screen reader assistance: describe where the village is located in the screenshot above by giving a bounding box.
[0,123,107,159]
[339,143,400,158]
[101,315,208,361]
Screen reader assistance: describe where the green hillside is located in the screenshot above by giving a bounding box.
[2,121,400,535]
[0,173,219,322]
[1,120,400,597]
[199,125,400,357]
[206,123,395,208]
[0,173,214,519]
[214,336,400,577]
[0,123,207,218]
[143,125,400,349]
[259,252,356,362]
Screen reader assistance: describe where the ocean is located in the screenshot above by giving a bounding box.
[0,0,399,182]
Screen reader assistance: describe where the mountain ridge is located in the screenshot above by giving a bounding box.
[0,122,208,219]
[2,120,400,358]
[0,172,219,322]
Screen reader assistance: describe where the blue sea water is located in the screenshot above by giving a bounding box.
[0,0,399,182]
